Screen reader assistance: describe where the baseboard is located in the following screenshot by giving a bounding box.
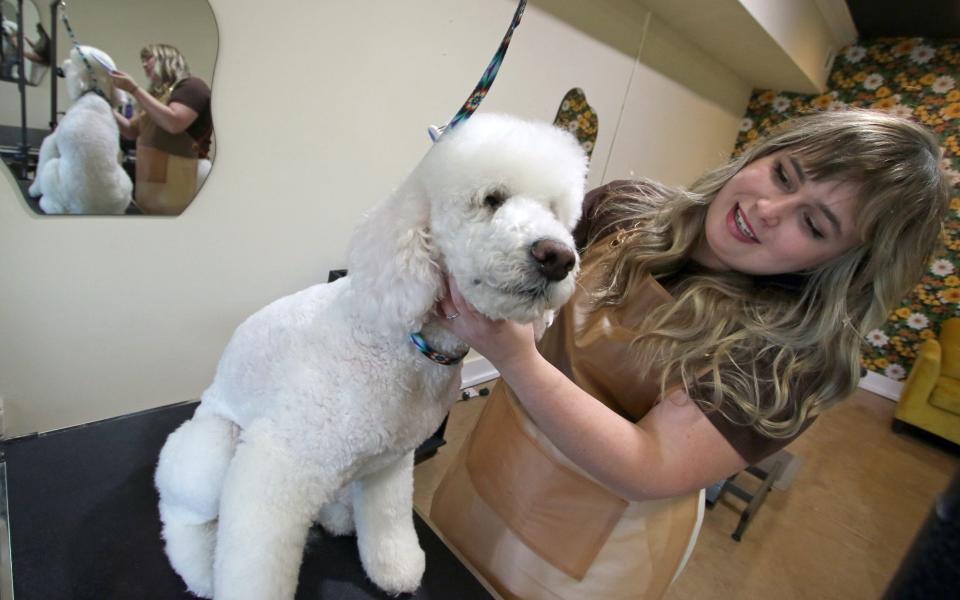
[461,356,498,389]
[858,370,903,402]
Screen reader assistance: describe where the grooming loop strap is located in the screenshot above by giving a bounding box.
[433,0,527,140]
[58,1,106,100]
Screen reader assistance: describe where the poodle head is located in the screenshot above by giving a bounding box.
[64,45,118,106]
[420,113,588,323]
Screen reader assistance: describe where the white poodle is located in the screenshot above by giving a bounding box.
[155,113,588,599]
[29,45,132,214]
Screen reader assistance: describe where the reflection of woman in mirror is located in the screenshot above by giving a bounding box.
[111,43,213,215]
[1,16,50,80]
[2,21,48,64]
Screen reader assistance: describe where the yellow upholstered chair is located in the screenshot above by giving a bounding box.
[895,318,960,445]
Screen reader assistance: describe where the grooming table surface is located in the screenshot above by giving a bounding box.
[2,402,493,600]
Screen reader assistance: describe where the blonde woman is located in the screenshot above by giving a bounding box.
[431,109,950,599]
[111,43,213,215]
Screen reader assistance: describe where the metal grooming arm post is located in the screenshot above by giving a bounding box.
[14,0,28,178]
[49,0,58,129]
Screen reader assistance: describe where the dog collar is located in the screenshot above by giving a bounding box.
[409,332,468,366]
[79,87,108,101]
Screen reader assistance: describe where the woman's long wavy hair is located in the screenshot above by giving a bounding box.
[140,43,191,98]
[588,109,951,438]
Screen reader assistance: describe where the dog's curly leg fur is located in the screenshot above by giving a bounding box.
[29,133,60,198]
[353,451,425,595]
[155,411,238,598]
[213,423,333,600]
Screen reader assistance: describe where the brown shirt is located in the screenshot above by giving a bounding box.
[575,180,813,464]
[169,77,213,156]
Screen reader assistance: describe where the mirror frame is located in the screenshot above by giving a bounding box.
[1,0,219,216]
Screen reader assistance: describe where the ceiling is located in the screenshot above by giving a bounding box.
[846,0,960,39]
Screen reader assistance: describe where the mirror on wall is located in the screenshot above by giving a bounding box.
[0,0,218,216]
[1,0,50,86]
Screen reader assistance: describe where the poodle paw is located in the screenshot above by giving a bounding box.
[159,503,216,598]
[361,538,425,596]
[317,500,355,536]
[183,573,213,599]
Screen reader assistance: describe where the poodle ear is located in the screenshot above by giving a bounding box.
[346,177,443,333]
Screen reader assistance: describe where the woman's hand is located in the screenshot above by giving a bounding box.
[435,274,538,370]
[110,70,139,94]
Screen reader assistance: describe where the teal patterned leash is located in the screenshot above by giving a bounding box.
[429,0,527,142]
[58,1,107,100]
[414,0,528,365]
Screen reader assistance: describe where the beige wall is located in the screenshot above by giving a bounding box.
[0,0,749,437]
[603,13,750,186]
[739,0,837,92]
[0,0,217,129]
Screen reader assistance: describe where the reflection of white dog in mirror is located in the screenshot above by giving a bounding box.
[28,46,132,214]
[154,113,588,599]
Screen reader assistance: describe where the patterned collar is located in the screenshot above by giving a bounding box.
[409,332,468,366]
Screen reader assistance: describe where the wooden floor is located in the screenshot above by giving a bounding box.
[413,382,959,599]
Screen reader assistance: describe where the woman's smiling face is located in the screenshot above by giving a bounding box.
[692,151,863,275]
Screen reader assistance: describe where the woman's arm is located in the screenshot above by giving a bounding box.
[438,275,748,501]
[110,71,199,134]
[114,111,141,140]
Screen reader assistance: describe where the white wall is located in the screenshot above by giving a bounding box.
[0,0,217,130]
[0,0,749,437]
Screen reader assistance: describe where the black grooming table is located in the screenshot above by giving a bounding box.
[1,402,493,600]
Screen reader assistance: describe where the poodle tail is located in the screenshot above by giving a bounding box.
[155,408,238,598]
[33,158,64,212]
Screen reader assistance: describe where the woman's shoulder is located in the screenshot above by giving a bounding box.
[173,77,211,96]
[575,178,673,251]
[602,176,681,195]
[698,388,818,465]
[170,77,211,108]
[587,178,669,201]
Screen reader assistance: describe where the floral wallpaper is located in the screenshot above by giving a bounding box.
[734,37,960,382]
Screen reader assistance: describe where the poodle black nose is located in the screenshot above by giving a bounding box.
[531,239,576,282]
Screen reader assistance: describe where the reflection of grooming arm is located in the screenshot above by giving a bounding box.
[20,36,41,63]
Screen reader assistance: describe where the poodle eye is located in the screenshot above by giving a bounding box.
[483,192,506,210]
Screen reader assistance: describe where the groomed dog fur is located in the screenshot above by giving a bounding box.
[154,113,588,599]
[29,46,132,214]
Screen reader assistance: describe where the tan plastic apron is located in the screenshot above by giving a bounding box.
[431,231,701,600]
[134,89,198,215]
